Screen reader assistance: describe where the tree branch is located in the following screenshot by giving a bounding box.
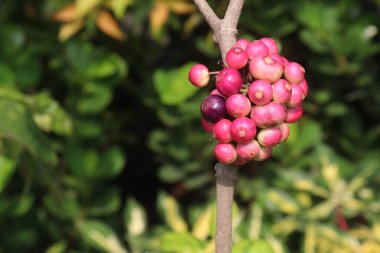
[223,0,245,29]
[193,0,221,31]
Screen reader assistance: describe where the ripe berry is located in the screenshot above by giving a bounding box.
[285,104,304,123]
[216,68,243,97]
[236,139,260,160]
[279,123,290,142]
[213,119,233,143]
[254,146,273,161]
[287,84,304,108]
[226,94,252,118]
[214,143,237,164]
[230,117,256,143]
[251,101,286,128]
[299,79,308,97]
[235,38,250,50]
[188,64,210,87]
[246,40,269,60]
[284,62,305,84]
[249,55,283,83]
[257,126,282,147]
[272,79,292,104]
[226,46,248,69]
[201,118,214,133]
[210,88,224,97]
[269,53,285,66]
[248,80,273,105]
[259,37,279,54]
[200,95,227,123]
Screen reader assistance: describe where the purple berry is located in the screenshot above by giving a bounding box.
[200,95,227,123]
[226,94,252,118]
[248,80,273,105]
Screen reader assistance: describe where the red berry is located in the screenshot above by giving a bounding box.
[188,64,210,87]
[259,38,279,54]
[287,84,304,108]
[226,46,248,69]
[230,117,256,143]
[246,40,269,60]
[248,80,273,105]
[250,101,286,128]
[299,79,308,98]
[257,126,283,146]
[236,139,260,160]
[269,53,285,66]
[216,68,243,97]
[235,38,250,50]
[200,95,227,123]
[201,118,215,133]
[249,55,283,83]
[285,105,303,123]
[279,123,290,142]
[214,143,237,164]
[272,79,292,104]
[226,94,252,118]
[213,119,233,143]
[284,62,305,84]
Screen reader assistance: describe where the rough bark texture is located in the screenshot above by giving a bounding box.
[193,1,245,252]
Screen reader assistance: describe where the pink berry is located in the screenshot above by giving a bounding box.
[235,38,250,50]
[234,156,249,166]
[257,126,282,147]
[254,146,273,161]
[210,88,223,97]
[230,117,256,143]
[249,55,283,83]
[282,57,289,65]
[245,40,269,60]
[188,64,210,87]
[216,68,243,97]
[226,94,252,118]
[248,80,273,105]
[272,79,292,104]
[250,101,286,128]
[269,53,285,66]
[287,84,304,108]
[201,118,214,133]
[259,38,279,54]
[285,104,303,123]
[236,139,260,160]
[279,123,290,142]
[213,119,233,143]
[226,46,248,69]
[284,62,305,84]
[299,79,308,97]
[214,143,237,164]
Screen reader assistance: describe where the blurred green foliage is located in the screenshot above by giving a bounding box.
[0,0,380,252]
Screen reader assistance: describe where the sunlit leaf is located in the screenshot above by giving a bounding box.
[75,0,101,17]
[58,19,83,42]
[192,205,212,240]
[108,0,134,18]
[150,0,170,36]
[0,156,15,193]
[160,232,204,253]
[168,1,195,14]
[51,4,78,22]
[96,10,126,41]
[123,197,147,237]
[157,191,188,232]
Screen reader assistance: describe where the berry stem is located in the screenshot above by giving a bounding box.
[215,163,239,253]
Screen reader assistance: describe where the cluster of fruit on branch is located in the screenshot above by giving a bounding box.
[188,37,308,165]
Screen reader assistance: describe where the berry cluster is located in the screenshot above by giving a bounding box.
[188,37,308,165]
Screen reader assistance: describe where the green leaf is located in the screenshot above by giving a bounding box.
[157,191,188,232]
[158,164,186,183]
[88,188,121,216]
[153,63,198,105]
[98,146,126,178]
[86,54,128,82]
[77,220,128,253]
[45,241,67,253]
[77,83,113,114]
[0,98,57,166]
[123,197,147,237]
[159,232,205,253]
[0,155,16,193]
[233,240,275,253]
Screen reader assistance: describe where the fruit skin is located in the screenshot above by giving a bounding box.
[226,46,248,69]
[299,79,308,97]
[235,38,250,50]
[284,62,305,84]
[260,37,279,54]
[251,101,286,128]
[237,139,260,160]
[248,80,273,105]
[272,79,292,104]
[188,64,209,87]
[214,143,237,164]
[249,55,283,83]
[201,118,214,133]
[269,53,285,66]
[216,68,243,97]
[285,104,303,123]
[254,146,273,161]
[246,40,269,60]
[226,94,252,118]
[287,84,304,108]
[257,126,282,147]
[230,117,256,143]
[213,119,233,143]
[279,123,290,142]
[200,95,227,123]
